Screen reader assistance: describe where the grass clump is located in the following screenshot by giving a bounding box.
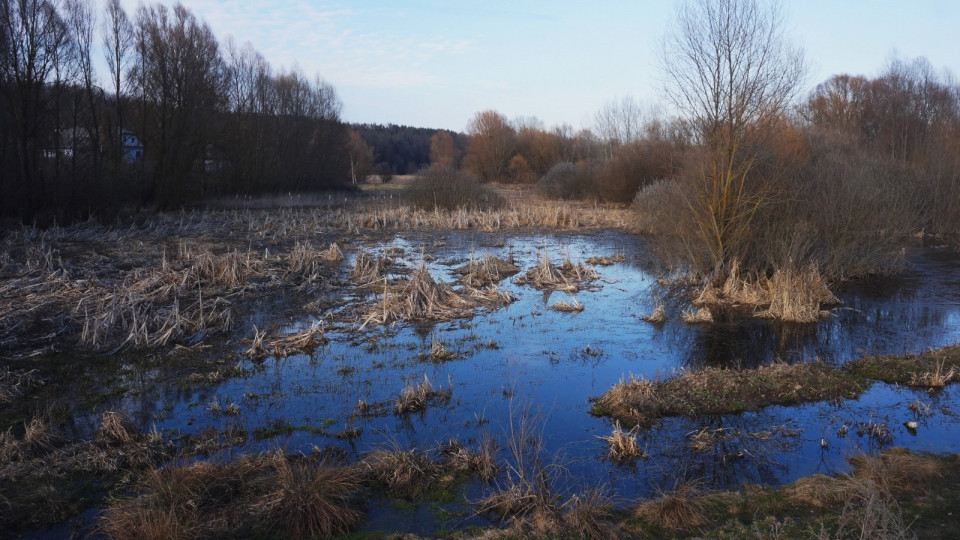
[599,421,646,463]
[393,374,453,415]
[514,251,598,293]
[361,264,475,328]
[454,252,520,287]
[243,321,328,360]
[846,345,960,388]
[98,451,364,539]
[549,296,584,313]
[590,362,867,428]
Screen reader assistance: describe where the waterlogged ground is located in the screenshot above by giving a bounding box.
[89,232,960,533]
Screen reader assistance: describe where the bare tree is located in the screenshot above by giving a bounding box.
[101,0,132,162]
[662,0,806,271]
[464,109,515,182]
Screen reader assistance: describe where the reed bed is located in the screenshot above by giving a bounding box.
[690,260,838,323]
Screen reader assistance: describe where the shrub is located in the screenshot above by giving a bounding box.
[594,140,674,203]
[537,162,592,200]
[406,166,502,211]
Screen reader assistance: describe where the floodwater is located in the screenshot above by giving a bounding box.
[120,231,960,534]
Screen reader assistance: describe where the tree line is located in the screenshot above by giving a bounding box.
[1,0,351,224]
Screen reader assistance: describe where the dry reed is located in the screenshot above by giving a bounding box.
[600,421,646,463]
[393,374,453,415]
[549,296,584,313]
[361,264,476,328]
[243,321,327,360]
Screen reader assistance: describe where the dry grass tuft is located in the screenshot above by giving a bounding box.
[393,374,453,415]
[634,481,706,532]
[549,296,584,313]
[513,251,597,292]
[440,437,499,482]
[0,367,42,404]
[585,253,626,266]
[349,251,384,287]
[253,452,363,538]
[362,264,476,328]
[642,304,667,324]
[848,448,943,495]
[455,253,520,287]
[99,452,363,539]
[600,421,646,463]
[243,321,327,360]
[690,260,838,323]
[561,486,620,539]
[909,356,958,388]
[592,362,866,428]
[361,446,442,495]
[97,411,139,446]
[682,307,714,324]
[429,335,458,361]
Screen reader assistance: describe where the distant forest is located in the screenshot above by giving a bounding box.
[351,124,466,177]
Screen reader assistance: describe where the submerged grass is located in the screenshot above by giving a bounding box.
[591,362,868,428]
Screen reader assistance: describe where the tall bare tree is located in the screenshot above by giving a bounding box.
[464,109,515,182]
[662,0,806,271]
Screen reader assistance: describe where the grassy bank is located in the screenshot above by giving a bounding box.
[591,345,960,428]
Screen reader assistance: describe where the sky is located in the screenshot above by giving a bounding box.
[110,0,960,132]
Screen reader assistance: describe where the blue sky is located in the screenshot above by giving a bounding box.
[113,1,960,132]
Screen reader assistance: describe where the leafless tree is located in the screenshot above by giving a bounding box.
[661,0,806,271]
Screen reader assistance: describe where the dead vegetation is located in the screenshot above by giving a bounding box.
[361,263,513,328]
[393,374,453,415]
[690,260,839,323]
[845,345,960,389]
[0,410,171,532]
[549,295,584,313]
[585,253,625,266]
[243,321,328,360]
[591,362,867,428]
[98,451,364,539]
[454,252,520,287]
[514,250,599,293]
[360,446,443,496]
[0,367,42,403]
[600,421,646,463]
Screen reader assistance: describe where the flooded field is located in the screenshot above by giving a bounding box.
[86,230,960,535]
[4,223,960,537]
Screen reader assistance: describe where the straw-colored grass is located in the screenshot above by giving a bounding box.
[98,451,364,539]
[360,446,442,495]
[681,307,713,324]
[599,421,646,463]
[514,251,599,293]
[549,296,584,313]
[361,264,479,328]
[634,481,706,532]
[243,321,327,360]
[393,374,453,415]
[689,260,838,323]
[455,252,520,287]
[641,304,667,324]
[591,362,867,428]
[585,253,625,266]
[845,345,960,389]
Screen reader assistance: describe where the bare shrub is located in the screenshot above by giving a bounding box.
[537,162,593,200]
[407,166,503,211]
[594,140,674,203]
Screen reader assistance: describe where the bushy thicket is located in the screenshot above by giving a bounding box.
[406,166,503,211]
[537,162,593,200]
[593,140,675,203]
